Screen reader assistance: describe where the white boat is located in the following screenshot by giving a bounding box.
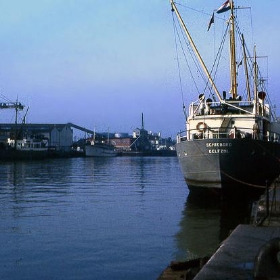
[85,141,117,157]
[85,130,117,157]
[170,0,280,197]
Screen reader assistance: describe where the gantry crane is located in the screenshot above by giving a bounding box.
[0,101,24,111]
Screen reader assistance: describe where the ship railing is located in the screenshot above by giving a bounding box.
[189,100,270,118]
[177,127,280,143]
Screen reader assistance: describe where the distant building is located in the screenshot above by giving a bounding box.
[110,137,133,151]
[0,123,73,152]
[108,129,175,152]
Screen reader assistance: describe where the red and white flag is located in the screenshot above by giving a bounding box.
[216,0,231,14]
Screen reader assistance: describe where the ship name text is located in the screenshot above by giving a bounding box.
[206,142,232,154]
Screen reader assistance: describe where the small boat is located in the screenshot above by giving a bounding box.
[85,141,117,157]
[85,130,117,157]
[170,0,280,197]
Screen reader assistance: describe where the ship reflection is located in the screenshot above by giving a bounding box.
[174,190,253,261]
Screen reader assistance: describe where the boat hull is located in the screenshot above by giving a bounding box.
[85,144,117,157]
[176,138,280,195]
[0,148,48,161]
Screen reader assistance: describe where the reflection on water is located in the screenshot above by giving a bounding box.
[1,160,73,220]
[174,190,254,261]
[0,157,256,279]
[175,194,221,260]
[0,157,188,280]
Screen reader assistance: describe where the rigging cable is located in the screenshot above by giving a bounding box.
[175,3,228,101]
[172,11,202,94]
[204,22,229,101]
[172,11,187,120]
[236,22,275,120]
[175,2,221,96]
[0,92,12,103]
[172,8,211,96]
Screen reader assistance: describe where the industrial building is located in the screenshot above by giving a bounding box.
[0,123,74,152]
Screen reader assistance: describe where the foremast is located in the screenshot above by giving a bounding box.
[229,1,238,99]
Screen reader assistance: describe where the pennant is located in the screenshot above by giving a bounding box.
[207,13,214,31]
[237,60,242,67]
[216,0,231,14]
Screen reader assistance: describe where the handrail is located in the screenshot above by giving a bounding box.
[177,127,280,143]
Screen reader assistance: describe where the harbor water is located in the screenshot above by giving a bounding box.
[0,157,248,280]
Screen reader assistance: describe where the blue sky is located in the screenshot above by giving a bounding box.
[0,0,279,138]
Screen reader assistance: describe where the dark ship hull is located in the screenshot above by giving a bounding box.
[176,138,280,197]
[0,147,48,161]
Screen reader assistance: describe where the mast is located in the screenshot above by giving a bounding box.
[253,45,259,115]
[229,1,237,99]
[107,127,110,144]
[241,34,251,101]
[15,101,18,150]
[170,0,222,102]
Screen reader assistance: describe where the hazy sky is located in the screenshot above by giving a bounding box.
[0,0,279,138]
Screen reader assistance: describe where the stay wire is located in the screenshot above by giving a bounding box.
[203,22,229,101]
[172,11,201,119]
[173,12,206,95]
[172,13,186,110]
[175,3,224,100]
[236,19,275,120]
[0,92,12,103]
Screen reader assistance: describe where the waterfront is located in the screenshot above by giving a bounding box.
[0,157,249,279]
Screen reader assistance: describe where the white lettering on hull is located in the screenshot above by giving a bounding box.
[206,143,232,148]
[206,142,232,154]
[208,149,229,154]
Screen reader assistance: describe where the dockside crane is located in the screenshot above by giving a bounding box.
[0,101,24,111]
[0,100,25,145]
[0,101,25,126]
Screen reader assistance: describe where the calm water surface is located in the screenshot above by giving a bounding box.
[0,157,238,280]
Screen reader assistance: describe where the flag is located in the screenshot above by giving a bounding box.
[207,13,214,31]
[216,0,231,14]
[237,60,242,67]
